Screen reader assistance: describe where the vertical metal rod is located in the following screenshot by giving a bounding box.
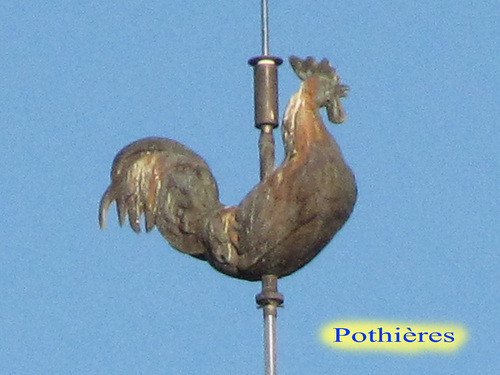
[261,0,270,55]
[249,1,284,374]
[256,275,284,375]
[263,307,277,374]
[248,55,282,179]
[258,124,275,180]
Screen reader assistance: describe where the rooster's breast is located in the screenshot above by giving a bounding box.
[234,142,356,280]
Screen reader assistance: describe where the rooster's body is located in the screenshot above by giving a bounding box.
[99,56,356,281]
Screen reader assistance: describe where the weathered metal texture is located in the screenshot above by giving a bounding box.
[99,56,356,282]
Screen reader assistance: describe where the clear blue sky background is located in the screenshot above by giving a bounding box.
[1,1,498,374]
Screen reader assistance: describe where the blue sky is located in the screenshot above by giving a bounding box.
[1,1,498,374]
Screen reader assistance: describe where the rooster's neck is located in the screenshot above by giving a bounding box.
[282,78,332,161]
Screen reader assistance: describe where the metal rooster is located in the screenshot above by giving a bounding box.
[99,56,357,281]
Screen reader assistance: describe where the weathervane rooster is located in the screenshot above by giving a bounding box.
[99,56,357,281]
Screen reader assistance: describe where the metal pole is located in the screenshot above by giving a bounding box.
[261,0,270,56]
[248,0,282,179]
[256,275,284,375]
[248,56,281,179]
[249,1,284,374]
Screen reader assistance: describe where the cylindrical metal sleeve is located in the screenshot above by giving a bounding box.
[249,56,283,129]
